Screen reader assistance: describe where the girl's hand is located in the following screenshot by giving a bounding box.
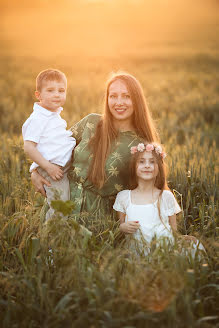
[46,163,64,181]
[31,170,51,197]
[119,221,140,234]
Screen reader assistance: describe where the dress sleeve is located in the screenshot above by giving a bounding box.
[161,190,181,217]
[22,118,47,143]
[113,190,129,213]
[70,113,101,144]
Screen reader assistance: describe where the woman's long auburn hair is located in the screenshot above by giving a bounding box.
[88,72,160,189]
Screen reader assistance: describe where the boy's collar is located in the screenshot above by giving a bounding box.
[33,102,63,116]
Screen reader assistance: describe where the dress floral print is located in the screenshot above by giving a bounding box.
[68,113,143,218]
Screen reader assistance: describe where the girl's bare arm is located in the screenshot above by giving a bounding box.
[118,211,140,234]
[169,214,177,233]
[169,214,197,242]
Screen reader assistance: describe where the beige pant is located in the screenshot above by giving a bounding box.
[38,165,70,221]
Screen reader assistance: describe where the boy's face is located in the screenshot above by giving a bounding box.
[35,79,67,112]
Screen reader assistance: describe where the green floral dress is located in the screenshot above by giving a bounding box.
[69,113,143,218]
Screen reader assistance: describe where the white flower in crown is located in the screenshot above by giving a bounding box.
[130,142,167,159]
[161,152,167,159]
[137,143,145,152]
[154,144,162,154]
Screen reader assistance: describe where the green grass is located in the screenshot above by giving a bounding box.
[0,52,218,327]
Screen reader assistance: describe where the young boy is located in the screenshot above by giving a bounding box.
[22,69,76,221]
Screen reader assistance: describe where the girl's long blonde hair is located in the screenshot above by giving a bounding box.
[88,72,160,189]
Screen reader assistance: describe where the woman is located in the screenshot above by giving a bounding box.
[32,72,159,219]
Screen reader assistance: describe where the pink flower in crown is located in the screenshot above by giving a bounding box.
[137,143,145,152]
[145,144,154,152]
[130,146,138,154]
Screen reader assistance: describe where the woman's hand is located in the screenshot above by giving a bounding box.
[119,221,140,234]
[31,170,51,197]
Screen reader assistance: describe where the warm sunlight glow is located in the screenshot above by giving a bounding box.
[1,0,219,58]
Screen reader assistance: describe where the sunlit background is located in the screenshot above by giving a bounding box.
[1,0,219,59]
[1,0,219,133]
[0,3,219,324]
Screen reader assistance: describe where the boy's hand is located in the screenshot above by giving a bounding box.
[46,163,64,181]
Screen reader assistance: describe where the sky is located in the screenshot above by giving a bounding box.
[1,0,219,58]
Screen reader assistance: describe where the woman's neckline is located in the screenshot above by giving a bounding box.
[129,190,160,206]
[119,130,137,135]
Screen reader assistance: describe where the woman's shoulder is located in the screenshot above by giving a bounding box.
[70,113,102,136]
[72,113,102,126]
[82,113,102,130]
[84,113,102,123]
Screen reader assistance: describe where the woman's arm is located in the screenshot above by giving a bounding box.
[118,212,140,234]
[31,170,51,197]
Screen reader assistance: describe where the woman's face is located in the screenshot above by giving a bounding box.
[108,79,134,123]
[136,151,158,182]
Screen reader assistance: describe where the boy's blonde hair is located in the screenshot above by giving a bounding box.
[36,69,67,91]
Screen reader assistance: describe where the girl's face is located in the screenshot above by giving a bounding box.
[108,79,134,123]
[136,151,158,181]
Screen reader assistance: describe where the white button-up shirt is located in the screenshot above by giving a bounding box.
[22,103,76,172]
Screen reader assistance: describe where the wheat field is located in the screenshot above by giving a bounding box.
[0,0,219,327]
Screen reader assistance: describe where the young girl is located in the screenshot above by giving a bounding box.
[113,142,205,254]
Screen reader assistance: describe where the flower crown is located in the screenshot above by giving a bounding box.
[130,143,167,159]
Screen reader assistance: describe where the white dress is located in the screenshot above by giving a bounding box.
[113,190,181,244]
[113,190,205,255]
